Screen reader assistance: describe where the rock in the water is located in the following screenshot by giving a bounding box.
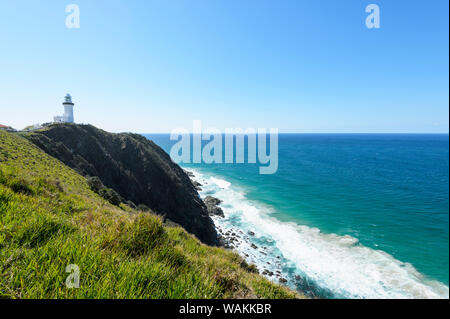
[203,196,225,217]
[184,170,195,178]
[204,196,222,206]
[262,269,273,276]
[192,181,202,191]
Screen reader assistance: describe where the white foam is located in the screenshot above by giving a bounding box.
[210,177,231,189]
[186,168,449,299]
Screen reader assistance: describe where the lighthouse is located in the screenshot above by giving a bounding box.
[54,94,75,123]
[62,94,74,123]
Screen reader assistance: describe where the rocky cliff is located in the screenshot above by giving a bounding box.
[24,123,218,245]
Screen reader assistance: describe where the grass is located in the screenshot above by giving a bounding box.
[0,130,303,299]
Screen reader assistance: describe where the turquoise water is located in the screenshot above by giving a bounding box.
[145,134,449,298]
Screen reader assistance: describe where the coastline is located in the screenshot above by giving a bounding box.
[184,167,450,299]
[0,128,302,299]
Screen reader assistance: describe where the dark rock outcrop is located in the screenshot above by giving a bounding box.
[24,123,218,245]
[203,196,224,217]
[192,181,202,191]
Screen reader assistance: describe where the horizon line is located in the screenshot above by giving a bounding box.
[138,132,450,135]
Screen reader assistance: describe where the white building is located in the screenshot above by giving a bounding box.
[54,94,75,123]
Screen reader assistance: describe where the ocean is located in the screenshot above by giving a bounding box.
[144,133,449,299]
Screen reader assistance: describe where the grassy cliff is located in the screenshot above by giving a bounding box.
[0,130,302,299]
[23,123,218,246]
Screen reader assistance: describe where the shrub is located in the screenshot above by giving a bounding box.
[9,178,34,195]
[0,170,6,185]
[0,170,34,195]
[213,270,241,293]
[99,188,121,206]
[137,203,151,212]
[126,200,137,209]
[120,214,167,257]
[16,216,74,248]
[154,245,186,268]
[240,260,259,273]
[0,188,12,205]
[36,178,64,193]
[87,176,104,193]
[87,176,121,206]
[49,179,64,192]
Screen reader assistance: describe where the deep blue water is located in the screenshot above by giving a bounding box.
[145,133,449,298]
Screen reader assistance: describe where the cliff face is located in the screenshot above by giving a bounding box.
[24,123,218,245]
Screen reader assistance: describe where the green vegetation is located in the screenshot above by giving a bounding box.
[0,130,302,299]
[87,176,122,206]
[23,123,218,245]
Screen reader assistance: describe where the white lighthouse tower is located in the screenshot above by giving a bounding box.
[62,94,74,123]
[54,93,75,123]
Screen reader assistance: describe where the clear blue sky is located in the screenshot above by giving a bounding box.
[1,0,448,133]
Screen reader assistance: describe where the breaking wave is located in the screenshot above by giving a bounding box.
[188,168,449,299]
